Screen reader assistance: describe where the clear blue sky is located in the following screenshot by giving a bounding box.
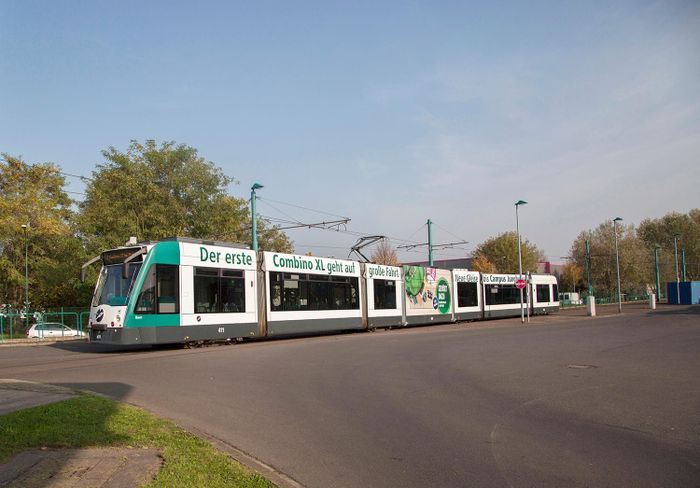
[2,0,698,262]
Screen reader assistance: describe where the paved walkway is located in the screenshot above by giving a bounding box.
[0,380,162,487]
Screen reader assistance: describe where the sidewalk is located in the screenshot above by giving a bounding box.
[0,380,161,487]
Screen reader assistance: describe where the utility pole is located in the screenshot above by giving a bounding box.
[585,239,592,296]
[654,246,661,301]
[613,217,623,313]
[427,218,433,267]
[682,247,687,282]
[515,200,527,324]
[250,183,263,251]
[21,223,29,331]
[674,236,680,304]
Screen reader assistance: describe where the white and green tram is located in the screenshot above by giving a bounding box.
[84,238,560,346]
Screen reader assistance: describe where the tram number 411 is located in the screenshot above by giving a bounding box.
[217,327,225,334]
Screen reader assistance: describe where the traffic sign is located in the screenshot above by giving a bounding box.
[515,279,526,289]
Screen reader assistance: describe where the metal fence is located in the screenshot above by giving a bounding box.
[0,308,89,342]
[560,294,652,309]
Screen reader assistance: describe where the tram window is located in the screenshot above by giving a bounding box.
[194,267,245,314]
[157,265,179,314]
[135,266,156,313]
[485,284,520,305]
[135,264,179,314]
[373,279,397,310]
[269,271,360,312]
[536,284,550,303]
[552,284,559,302]
[221,270,244,312]
[457,282,478,308]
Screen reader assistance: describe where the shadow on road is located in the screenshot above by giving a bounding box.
[48,340,162,354]
[53,381,134,400]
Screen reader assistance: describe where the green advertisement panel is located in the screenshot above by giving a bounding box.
[404,266,452,314]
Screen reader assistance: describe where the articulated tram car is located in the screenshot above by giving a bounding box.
[84,238,559,346]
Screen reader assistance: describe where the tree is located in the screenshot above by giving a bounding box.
[0,154,91,309]
[560,262,584,292]
[569,221,647,298]
[637,210,699,284]
[471,255,497,273]
[77,140,292,253]
[472,231,544,274]
[370,239,400,266]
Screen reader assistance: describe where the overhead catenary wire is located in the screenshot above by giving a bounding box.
[432,221,469,244]
[258,197,349,220]
[241,195,473,260]
[57,170,93,182]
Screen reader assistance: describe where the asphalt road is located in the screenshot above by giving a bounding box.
[2,305,699,487]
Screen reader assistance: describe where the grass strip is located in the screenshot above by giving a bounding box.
[0,393,276,488]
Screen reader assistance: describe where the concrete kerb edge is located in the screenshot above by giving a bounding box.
[172,420,306,488]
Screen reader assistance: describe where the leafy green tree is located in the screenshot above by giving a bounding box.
[569,221,647,298]
[0,154,91,309]
[77,140,292,253]
[560,262,584,292]
[637,210,699,284]
[472,231,544,274]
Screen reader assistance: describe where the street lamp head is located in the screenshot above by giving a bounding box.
[21,224,28,229]
[515,200,528,206]
[251,182,264,191]
[613,217,623,222]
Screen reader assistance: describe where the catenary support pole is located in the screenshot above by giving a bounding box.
[251,183,263,251]
[515,200,527,324]
[427,219,433,267]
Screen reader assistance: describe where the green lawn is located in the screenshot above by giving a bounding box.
[0,394,276,488]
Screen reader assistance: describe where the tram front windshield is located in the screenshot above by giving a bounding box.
[92,264,142,307]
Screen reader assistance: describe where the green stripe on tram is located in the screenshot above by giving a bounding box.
[124,241,181,328]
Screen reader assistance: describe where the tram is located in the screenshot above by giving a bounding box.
[82,238,559,346]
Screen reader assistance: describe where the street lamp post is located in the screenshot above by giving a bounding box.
[21,223,29,330]
[585,239,592,296]
[515,200,527,324]
[613,217,623,313]
[654,246,661,301]
[673,236,680,304]
[250,183,263,251]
